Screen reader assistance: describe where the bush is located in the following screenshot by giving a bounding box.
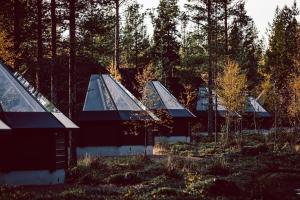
[207,157,231,176]
[106,172,143,185]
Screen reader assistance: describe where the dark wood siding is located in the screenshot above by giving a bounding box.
[79,121,151,147]
[0,129,66,171]
[54,132,67,169]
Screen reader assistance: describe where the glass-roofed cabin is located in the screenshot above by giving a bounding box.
[196,87,271,132]
[142,81,195,144]
[242,97,272,130]
[78,74,158,156]
[0,61,78,185]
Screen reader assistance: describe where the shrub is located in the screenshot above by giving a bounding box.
[207,157,231,176]
[106,172,143,185]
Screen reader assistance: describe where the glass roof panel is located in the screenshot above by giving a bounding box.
[152,81,185,110]
[14,73,59,112]
[247,97,268,113]
[83,75,116,111]
[102,75,141,111]
[0,63,45,112]
[196,87,228,112]
[142,82,165,109]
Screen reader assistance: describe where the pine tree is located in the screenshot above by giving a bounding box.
[51,0,57,104]
[152,0,180,87]
[121,2,150,69]
[265,3,299,124]
[68,0,77,167]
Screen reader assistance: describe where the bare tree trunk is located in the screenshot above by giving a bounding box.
[51,0,57,104]
[224,0,228,57]
[226,114,230,143]
[69,0,77,167]
[214,0,218,144]
[207,0,213,136]
[115,0,120,70]
[36,0,43,90]
[13,0,20,70]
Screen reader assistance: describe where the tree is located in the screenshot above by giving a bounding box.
[185,0,220,136]
[288,76,300,129]
[0,30,16,66]
[114,0,120,70]
[217,61,247,140]
[13,0,21,70]
[152,0,180,87]
[50,0,57,104]
[36,0,43,90]
[135,63,157,95]
[121,2,150,69]
[228,2,262,91]
[68,0,77,167]
[265,3,299,125]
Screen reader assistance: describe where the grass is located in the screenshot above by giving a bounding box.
[1,133,300,199]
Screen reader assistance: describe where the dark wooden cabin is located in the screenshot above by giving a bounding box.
[142,81,195,143]
[196,87,271,132]
[0,61,78,185]
[78,74,157,156]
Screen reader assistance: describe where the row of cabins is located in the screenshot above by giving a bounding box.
[0,61,271,185]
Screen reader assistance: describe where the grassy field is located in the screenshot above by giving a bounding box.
[1,133,300,200]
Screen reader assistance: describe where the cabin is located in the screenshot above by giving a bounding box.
[0,61,78,185]
[196,87,271,132]
[142,81,195,144]
[78,74,158,156]
[242,97,272,130]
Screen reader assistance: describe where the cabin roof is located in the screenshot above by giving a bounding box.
[196,87,271,118]
[0,62,78,129]
[81,74,158,121]
[143,81,195,118]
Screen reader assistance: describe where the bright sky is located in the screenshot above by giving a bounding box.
[136,0,299,40]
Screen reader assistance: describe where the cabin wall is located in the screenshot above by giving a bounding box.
[0,130,66,171]
[78,120,154,156]
[77,145,153,157]
[79,121,154,146]
[0,169,65,185]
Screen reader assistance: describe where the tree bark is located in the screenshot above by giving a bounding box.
[69,0,77,167]
[207,0,213,136]
[36,0,43,90]
[51,0,57,105]
[115,0,120,70]
[13,0,20,70]
[224,0,228,57]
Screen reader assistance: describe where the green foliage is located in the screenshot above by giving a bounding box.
[228,2,263,91]
[152,0,180,86]
[121,2,150,69]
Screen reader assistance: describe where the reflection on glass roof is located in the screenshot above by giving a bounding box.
[142,82,164,109]
[246,97,269,113]
[83,74,154,113]
[196,87,227,112]
[102,75,142,111]
[152,81,185,110]
[14,72,59,112]
[0,63,45,112]
[142,81,195,118]
[83,75,116,111]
